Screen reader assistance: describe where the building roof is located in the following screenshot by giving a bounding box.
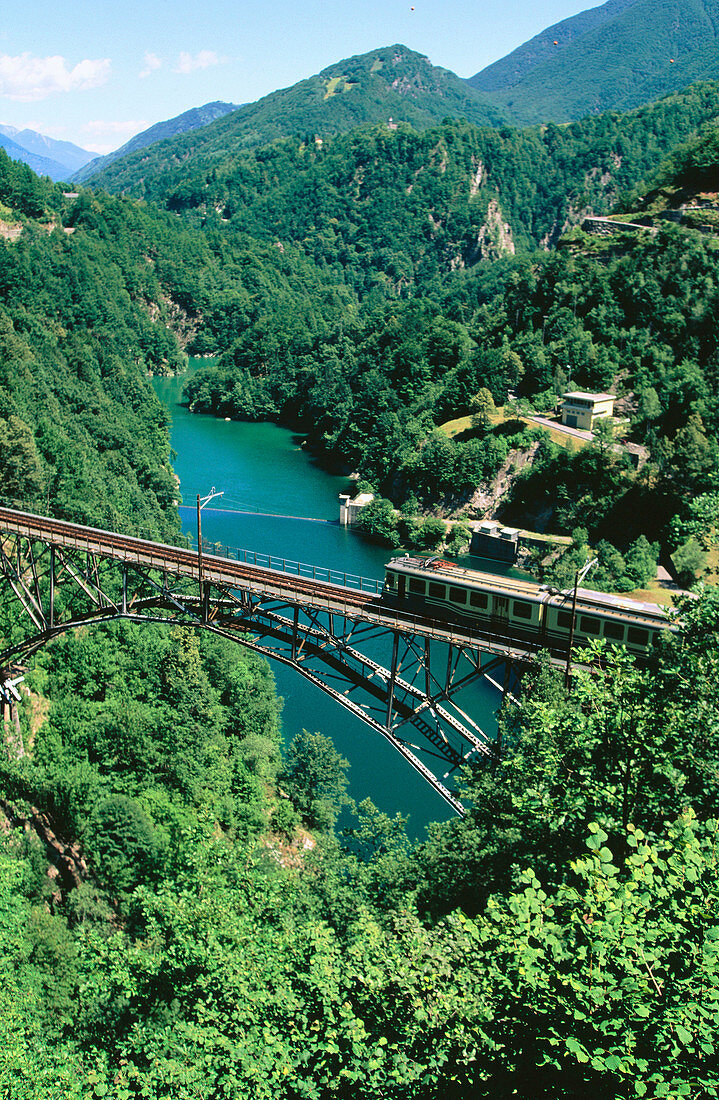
[563,391,615,402]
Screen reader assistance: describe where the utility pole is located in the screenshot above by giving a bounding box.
[196,487,224,621]
[564,556,598,690]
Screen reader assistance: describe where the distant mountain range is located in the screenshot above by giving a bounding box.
[73,101,240,184]
[0,125,94,181]
[77,46,503,193]
[5,2,718,193]
[469,0,719,123]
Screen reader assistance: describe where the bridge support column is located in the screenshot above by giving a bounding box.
[48,547,55,630]
[385,631,400,729]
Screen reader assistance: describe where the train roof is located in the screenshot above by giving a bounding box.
[386,555,671,624]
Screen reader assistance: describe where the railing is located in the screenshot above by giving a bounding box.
[201,540,384,596]
[0,498,385,597]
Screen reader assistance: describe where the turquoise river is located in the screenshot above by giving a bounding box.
[153,360,509,834]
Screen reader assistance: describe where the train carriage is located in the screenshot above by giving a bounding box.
[383,554,674,659]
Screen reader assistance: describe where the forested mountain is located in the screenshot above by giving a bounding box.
[80,45,504,193]
[82,74,719,262]
[73,101,240,184]
[0,131,70,183]
[148,84,719,571]
[0,147,353,534]
[470,0,719,124]
[2,59,719,1097]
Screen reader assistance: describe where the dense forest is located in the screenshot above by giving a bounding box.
[78,46,504,192]
[469,0,719,124]
[1,64,719,1098]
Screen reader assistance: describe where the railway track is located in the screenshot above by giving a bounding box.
[0,506,543,661]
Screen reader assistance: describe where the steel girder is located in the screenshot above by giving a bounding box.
[0,531,525,813]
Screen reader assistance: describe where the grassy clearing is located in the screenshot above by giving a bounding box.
[439,410,586,451]
[617,584,681,608]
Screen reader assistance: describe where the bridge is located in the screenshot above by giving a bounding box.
[0,507,542,814]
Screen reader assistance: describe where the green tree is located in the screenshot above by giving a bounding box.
[671,536,706,586]
[355,497,400,546]
[283,729,349,830]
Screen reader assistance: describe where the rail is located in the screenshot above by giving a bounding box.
[200,541,384,595]
[0,504,551,663]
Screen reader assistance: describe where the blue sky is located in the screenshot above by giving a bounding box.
[1,0,599,153]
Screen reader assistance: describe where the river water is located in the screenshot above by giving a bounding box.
[152,360,506,834]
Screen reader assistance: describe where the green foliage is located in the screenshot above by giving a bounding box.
[472,0,719,125]
[1,592,719,1097]
[354,498,400,547]
[283,729,350,830]
[86,794,163,899]
[672,535,708,585]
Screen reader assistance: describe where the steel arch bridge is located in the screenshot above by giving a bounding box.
[0,507,540,814]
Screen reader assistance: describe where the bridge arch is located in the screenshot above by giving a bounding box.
[0,508,531,813]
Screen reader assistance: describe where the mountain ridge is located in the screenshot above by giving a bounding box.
[79,45,504,193]
[0,130,71,181]
[74,101,240,184]
[0,124,95,180]
[469,0,719,123]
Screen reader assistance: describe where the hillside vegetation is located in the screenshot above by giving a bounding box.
[470,0,719,124]
[80,45,504,193]
[2,66,719,1098]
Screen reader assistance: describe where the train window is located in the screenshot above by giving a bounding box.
[385,574,395,588]
[428,582,446,599]
[603,621,625,641]
[408,578,425,595]
[513,600,532,619]
[449,586,468,604]
[627,627,649,646]
[470,592,488,609]
[580,616,601,635]
[556,611,573,628]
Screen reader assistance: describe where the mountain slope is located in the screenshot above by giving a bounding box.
[74,101,239,184]
[0,126,94,175]
[88,78,719,265]
[469,0,719,123]
[81,46,504,194]
[0,131,70,181]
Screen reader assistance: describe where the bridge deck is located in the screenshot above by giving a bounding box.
[0,506,545,665]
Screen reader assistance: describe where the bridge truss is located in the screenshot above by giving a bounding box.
[0,511,533,813]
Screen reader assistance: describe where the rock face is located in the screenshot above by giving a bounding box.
[470,442,540,516]
[471,200,516,262]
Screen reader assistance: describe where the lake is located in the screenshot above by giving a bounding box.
[153,360,507,835]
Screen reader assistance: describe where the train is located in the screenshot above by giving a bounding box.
[383,554,675,658]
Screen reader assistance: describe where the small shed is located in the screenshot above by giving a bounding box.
[561,391,615,431]
[339,492,374,526]
[470,521,519,563]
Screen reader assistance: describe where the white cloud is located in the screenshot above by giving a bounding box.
[173,50,224,74]
[0,53,111,102]
[140,52,163,79]
[80,119,151,154]
[83,119,150,136]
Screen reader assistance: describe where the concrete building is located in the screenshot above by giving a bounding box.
[339,492,375,526]
[470,520,519,563]
[561,391,615,431]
